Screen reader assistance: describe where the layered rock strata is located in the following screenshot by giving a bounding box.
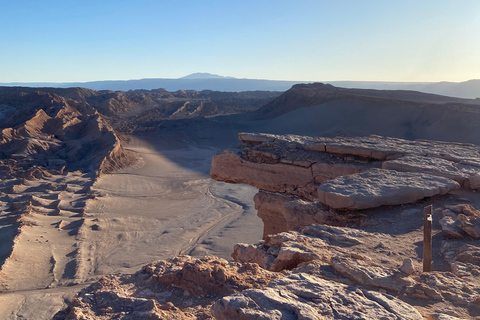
[211,133,480,236]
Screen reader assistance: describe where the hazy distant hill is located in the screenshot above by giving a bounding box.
[330,79,480,99]
[0,73,300,93]
[255,83,480,120]
[3,73,479,99]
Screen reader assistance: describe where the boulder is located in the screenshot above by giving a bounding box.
[457,214,480,239]
[318,169,460,210]
[439,216,464,238]
[332,256,406,292]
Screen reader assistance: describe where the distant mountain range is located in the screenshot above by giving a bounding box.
[2,73,480,99]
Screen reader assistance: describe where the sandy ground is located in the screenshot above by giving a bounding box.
[83,136,261,275]
[0,135,262,319]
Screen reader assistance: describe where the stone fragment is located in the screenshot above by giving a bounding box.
[457,214,480,239]
[400,258,415,275]
[318,168,460,210]
[468,173,480,189]
[238,132,276,144]
[459,204,480,217]
[450,261,471,277]
[442,209,457,218]
[325,140,404,160]
[454,244,480,266]
[232,233,324,272]
[211,273,423,320]
[301,224,366,246]
[439,216,464,238]
[445,205,464,213]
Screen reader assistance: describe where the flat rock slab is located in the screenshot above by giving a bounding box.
[318,168,460,210]
[382,155,469,184]
[211,151,318,200]
[239,132,480,163]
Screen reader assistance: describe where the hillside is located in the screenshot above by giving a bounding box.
[0,87,280,128]
[331,79,480,99]
[255,82,480,120]
[0,91,134,173]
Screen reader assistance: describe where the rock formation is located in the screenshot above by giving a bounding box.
[58,132,480,319]
[211,133,480,237]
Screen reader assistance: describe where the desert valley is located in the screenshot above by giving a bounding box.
[0,80,479,319]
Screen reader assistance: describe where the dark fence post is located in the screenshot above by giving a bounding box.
[423,205,433,272]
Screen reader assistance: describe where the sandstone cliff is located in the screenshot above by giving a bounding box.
[211,133,480,237]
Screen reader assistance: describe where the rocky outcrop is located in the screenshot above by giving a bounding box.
[63,256,282,319]
[61,220,480,319]
[211,273,423,320]
[439,204,480,239]
[253,191,356,236]
[211,133,480,237]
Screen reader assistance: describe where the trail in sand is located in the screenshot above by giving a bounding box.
[83,137,262,275]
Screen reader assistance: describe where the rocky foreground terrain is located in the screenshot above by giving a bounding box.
[58,133,480,319]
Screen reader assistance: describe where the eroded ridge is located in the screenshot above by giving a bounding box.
[0,91,136,292]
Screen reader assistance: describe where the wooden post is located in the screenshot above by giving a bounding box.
[423,205,433,272]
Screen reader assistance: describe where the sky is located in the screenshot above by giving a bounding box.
[1,0,479,83]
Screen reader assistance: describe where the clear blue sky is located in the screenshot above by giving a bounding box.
[1,0,479,82]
